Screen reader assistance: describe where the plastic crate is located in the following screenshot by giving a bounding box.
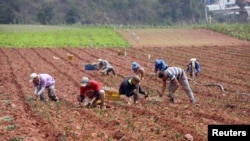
[104,87,120,101]
[84,63,96,70]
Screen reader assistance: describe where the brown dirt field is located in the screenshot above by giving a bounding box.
[0,29,250,141]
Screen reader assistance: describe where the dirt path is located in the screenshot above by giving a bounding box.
[118,28,250,47]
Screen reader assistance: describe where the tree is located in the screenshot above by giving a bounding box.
[65,7,80,24]
[37,3,54,24]
[0,7,14,23]
[0,0,20,24]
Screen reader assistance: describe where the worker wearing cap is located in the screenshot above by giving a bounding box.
[96,59,116,76]
[131,61,145,80]
[119,76,148,104]
[154,59,168,76]
[186,58,200,77]
[29,73,59,102]
[77,76,105,109]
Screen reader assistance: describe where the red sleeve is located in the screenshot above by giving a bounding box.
[80,86,86,96]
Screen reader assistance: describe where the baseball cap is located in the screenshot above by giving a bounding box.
[29,73,38,82]
[155,59,161,65]
[132,75,141,83]
[131,62,139,69]
[190,58,196,61]
[81,77,89,87]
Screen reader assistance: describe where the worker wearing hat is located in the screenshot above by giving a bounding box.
[131,61,145,80]
[96,59,116,76]
[186,58,200,78]
[154,59,168,76]
[119,75,148,104]
[77,76,105,109]
[29,73,59,102]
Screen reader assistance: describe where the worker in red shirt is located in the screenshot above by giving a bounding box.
[77,76,105,109]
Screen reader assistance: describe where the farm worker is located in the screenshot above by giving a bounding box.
[29,73,59,102]
[77,76,106,109]
[131,61,145,80]
[158,67,195,103]
[96,59,116,76]
[154,59,168,76]
[119,75,148,105]
[186,58,200,77]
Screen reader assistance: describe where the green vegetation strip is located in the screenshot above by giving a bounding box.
[0,25,129,48]
[195,23,250,41]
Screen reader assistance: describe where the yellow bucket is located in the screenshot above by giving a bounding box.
[66,53,74,60]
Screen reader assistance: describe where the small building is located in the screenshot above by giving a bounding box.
[206,0,239,11]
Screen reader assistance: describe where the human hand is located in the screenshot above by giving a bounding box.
[34,95,39,101]
[100,71,105,76]
[157,90,162,97]
[87,102,92,108]
[133,89,138,94]
[79,102,83,107]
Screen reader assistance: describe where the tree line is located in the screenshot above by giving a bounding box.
[0,0,218,25]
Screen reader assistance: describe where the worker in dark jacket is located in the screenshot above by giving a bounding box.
[119,76,148,104]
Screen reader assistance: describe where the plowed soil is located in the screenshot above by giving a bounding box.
[0,29,250,141]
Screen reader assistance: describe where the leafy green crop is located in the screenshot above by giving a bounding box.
[195,23,250,41]
[0,25,129,48]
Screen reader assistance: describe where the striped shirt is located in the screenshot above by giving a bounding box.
[163,67,184,81]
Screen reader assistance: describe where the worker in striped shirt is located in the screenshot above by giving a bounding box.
[158,67,195,103]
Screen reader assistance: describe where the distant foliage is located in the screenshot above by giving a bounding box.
[0,0,207,25]
[207,23,250,41]
[65,7,80,24]
[37,3,54,25]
